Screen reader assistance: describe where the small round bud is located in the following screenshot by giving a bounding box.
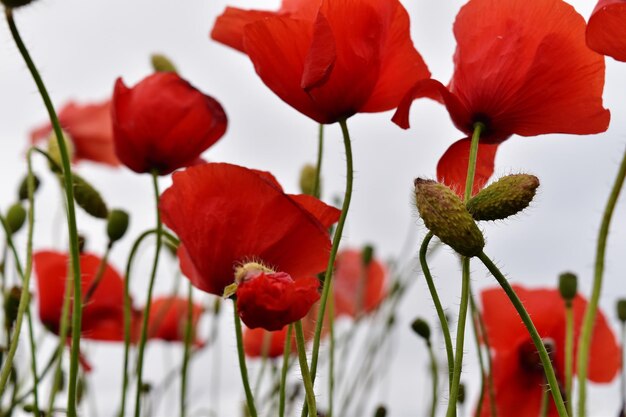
[47,130,74,173]
[18,174,41,201]
[140,382,152,394]
[414,179,484,257]
[617,299,626,323]
[558,272,578,302]
[5,203,26,234]
[72,174,109,219]
[4,286,22,330]
[466,174,539,221]
[151,54,178,73]
[106,209,130,243]
[361,244,374,266]
[457,383,466,404]
[374,405,387,417]
[299,164,319,196]
[411,318,431,341]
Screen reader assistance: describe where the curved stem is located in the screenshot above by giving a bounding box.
[233,304,258,417]
[420,232,454,387]
[133,172,163,417]
[4,11,84,415]
[295,320,317,417]
[313,124,324,199]
[426,341,438,417]
[279,324,293,417]
[180,282,194,417]
[576,147,626,417]
[478,251,568,417]
[564,301,574,416]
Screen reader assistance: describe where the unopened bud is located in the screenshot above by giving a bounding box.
[106,209,129,243]
[458,383,466,404]
[299,164,319,196]
[18,174,40,201]
[47,131,74,173]
[151,54,178,73]
[617,299,626,323]
[4,286,21,330]
[558,272,578,302]
[6,203,26,234]
[72,175,108,219]
[414,179,484,257]
[411,318,431,341]
[361,244,374,266]
[374,405,387,417]
[466,174,539,221]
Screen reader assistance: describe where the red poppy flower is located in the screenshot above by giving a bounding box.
[160,162,340,330]
[333,248,388,318]
[393,0,610,196]
[146,296,204,346]
[587,0,626,62]
[30,100,120,166]
[211,0,430,124]
[111,72,227,175]
[477,285,620,416]
[34,250,136,341]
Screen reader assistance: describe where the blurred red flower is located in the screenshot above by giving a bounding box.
[34,250,137,341]
[587,0,626,62]
[477,285,620,416]
[211,0,430,124]
[30,100,120,167]
[111,72,227,175]
[146,296,204,346]
[333,248,388,318]
[393,0,610,196]
[160,163,340,330]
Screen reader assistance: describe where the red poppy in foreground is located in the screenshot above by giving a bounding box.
[477,285,619,416]
[160,163,341,330]
[111,72,227,175]
[587,0,626,62]
[393,0,610,196]
[211,0,430,124]
[34,250,136,341]
[30,100,120,166]
[333,248,388,318]
[146,296,204,346]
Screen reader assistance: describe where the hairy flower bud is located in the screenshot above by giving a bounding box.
[106,209,130,243]
[72,175,108,219]
[6,203,26,234]
[466,174,539,221]
[558,272,578,302]
[18,174,40,201]
[299,163,319,196]
[151,53,178,73]
[47,130,74,173]
[414,179,484,257]
[411,318,431,342]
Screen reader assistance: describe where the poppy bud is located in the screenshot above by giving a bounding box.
[414,179,484,257]
[4,286,21,330]
[47,130,74,173]
[299,163,319,196]
[617,299,626,323]
[558,272,578,302]
[411,317,431,342]
[361,244,374,266]
[2,0,34,9]
[106,209,129,243]
[374,405,387,417]
[151,53,178,73]
[6,203,26,234]
[457,383,466,404]
[18,174,40,201]
[72,174,108,219]
[466,174,539,221]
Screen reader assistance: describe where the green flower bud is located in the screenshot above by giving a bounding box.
[47,131,74,173]
[466,174,539,221]
[558,272,578,302]
[6,203,26,234]
[18,174,40,201]
[617,299,626,323]
[106,209,130,243]
[299,163,319,196]
[411,318,431,341]
[414,179,484,257]
[72,175,108,219]
[151,53,178,73]
[4,286,21,331]
[374,405,387,417]
[361,244,374,266]
[457,383,466,404]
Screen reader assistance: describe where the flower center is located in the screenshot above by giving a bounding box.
[234,261,275,285]
[518,338,556,375]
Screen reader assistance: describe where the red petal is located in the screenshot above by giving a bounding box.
[587,0,626,62]
[211,7,278,53]
[288,194,341,229]
[244,326,291,358]
[436,138,498,197]
[146,296,205,346]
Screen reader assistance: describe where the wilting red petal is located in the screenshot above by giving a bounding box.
[587,0,626,62]
[436,138,499,197]
[333,248,387,318]
[236,272,320,331]
[146,296,204,346]
[111,72,227,175]
[160,163,337,296]
[30,100,120,166]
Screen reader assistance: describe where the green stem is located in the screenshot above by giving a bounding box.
[420,232,454,388]
[328,287,335,417]
[463,123,484,201]
[426,341,438,417]
[4,11,83,415]
[233,304,258,417]
[308,118,354,386]
[295,320,317,417]
[576,147,626,417]
[133,172,163,417]
[478,251,568,417]
[469,293,486,417]
[313,124,324,199]
[279,324,293,417]
[83,244,112,304]
[564,301,574,416]
[180,282,194,417]
[540,388,549,417]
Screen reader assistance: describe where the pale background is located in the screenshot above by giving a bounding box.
[0,0,625,416]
